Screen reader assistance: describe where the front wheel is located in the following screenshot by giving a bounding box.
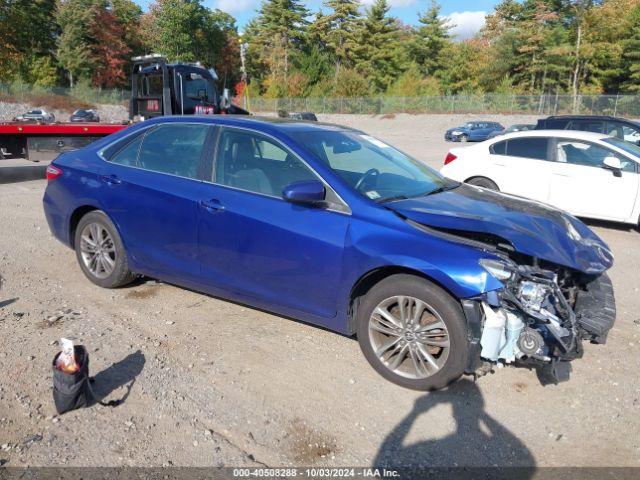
[356,275,468,391]
[459,134,469,143]
[466,176,499,190]
[74,211,136,288]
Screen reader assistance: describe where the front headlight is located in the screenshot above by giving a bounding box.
[479,258,514,281]
[451,130,462,135]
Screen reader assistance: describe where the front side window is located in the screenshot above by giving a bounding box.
[606,122,640,144]
[292,131,449,202]
[137,123,210,179]
[215,128,317,196]
[556,139,635,172]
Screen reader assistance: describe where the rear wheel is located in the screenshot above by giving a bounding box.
[74,211,136,288]
[356,274,468,391]
[466,176,499,190]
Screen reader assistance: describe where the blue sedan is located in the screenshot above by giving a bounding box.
[445,121,504,142]
[43,116,615,390]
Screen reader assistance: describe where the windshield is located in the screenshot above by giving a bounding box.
[292,131,449,202]
[603,136,640,158]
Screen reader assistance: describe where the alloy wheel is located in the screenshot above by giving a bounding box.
[79,223,116,279]
[368,295,450,380]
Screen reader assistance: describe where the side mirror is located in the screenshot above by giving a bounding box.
[282,180,326,206]
[603,156,622,176]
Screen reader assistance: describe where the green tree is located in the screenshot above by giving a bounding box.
[253,0,309,83]
[386,64,442,96]
[0,0,57,82]
[622,5,640,91]
[145,0,206,62]
[352,0,402,92]
[55,0,97,87]
[410,1,451,76]
[323,0,361,74]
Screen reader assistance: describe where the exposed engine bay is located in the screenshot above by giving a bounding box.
[395,190,616,386]
[468,256,616,384]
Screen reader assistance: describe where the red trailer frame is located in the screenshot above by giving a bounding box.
[0,122,129,162]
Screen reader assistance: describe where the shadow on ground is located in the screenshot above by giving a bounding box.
[90,350,145,406]
[374,379,535,470]
[0,164,46,184]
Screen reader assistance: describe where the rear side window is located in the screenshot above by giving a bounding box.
[505,138,549,160]
[569,120,605,134]
[110,135,143,167]
[137,124,211,179]
[544,119,569,129]
[490,141,506,155]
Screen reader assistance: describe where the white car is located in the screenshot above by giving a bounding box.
[441,130,640,225]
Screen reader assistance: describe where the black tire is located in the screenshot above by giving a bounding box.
[74,211,136,288]
[356,274,468,391]
[466,176,499,190]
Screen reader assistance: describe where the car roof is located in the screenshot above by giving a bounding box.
[490,129,608,142]
[143,114,359,134]
[543,115,639,124]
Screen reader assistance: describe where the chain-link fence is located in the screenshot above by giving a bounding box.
[2,83,639,117]
[0,82,130,107]
[248,94,640,117]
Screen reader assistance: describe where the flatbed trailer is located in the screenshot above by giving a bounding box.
[0,54,248,164]
[0,122,129,162]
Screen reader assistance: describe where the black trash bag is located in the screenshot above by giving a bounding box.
[52,345,89,414]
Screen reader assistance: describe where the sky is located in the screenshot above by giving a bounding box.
[133,0,500,39]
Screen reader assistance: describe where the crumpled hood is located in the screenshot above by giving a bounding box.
[386,184,613,274]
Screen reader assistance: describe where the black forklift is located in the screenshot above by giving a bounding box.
[129,54,249,120]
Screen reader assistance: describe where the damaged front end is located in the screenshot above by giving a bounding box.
[463,257,616,385]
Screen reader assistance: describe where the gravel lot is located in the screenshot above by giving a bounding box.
[0,114,639,468]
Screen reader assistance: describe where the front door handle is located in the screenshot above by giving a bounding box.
[199,199,225,213]
[100,174,122,185]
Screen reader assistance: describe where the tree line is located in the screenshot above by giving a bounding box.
[1,0,639,97]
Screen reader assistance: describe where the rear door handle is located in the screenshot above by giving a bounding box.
[199,199,225,213]
[100,174,122,185]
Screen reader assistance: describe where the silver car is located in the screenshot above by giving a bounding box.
[14,109,55,124]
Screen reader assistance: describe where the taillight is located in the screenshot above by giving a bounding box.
[444,152,457,165]
[46,164,63,181]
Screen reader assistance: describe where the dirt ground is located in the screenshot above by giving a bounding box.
[0,114,639,469]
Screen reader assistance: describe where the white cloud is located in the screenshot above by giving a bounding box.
[444,11,486,40]
[215,0,256,14]
[360,0,417,8]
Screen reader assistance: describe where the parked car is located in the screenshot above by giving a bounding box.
[441,129,640,224]
[487,123,535,139]
[69,109,100,123]
[44,116,615,390]
[277,111,318,121]
[289,111,318,121]
[536,115,640,145]
[444,121,504,142]
[13,109,55,124]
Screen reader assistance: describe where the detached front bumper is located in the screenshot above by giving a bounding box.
[575,273,616,344]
